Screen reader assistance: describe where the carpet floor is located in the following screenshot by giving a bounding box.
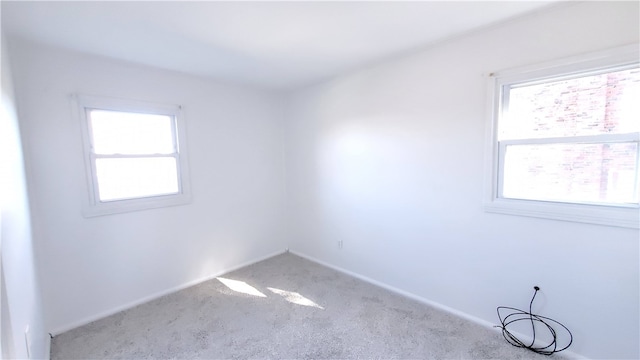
[51,253,572,359]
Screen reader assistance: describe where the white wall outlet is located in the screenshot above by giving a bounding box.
[25,325,32,359]
[338,240,343,249]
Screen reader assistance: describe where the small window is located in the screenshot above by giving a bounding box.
[76,95,191,216]
[485,45,639,228]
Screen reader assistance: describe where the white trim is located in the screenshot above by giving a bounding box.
[49,249,287,335]
[288,250,588,359]
[288,250,495,328]
[484,44,640,228]
[485,199,639,228]
[490,44,639,82]
[49,248,587,358]
[75,94,181,116]
[72,94,192,217]
[500,133,639,145]
[44,334,51,360]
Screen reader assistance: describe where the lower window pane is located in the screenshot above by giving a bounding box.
[95,157,179,201]
[502,142,639,205]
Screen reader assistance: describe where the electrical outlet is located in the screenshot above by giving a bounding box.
[25,325,32,359]
[338,240,343,249]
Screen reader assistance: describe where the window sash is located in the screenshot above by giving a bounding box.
[85,109,184,203]
[496,133,640,207]
[498,66,640,141]
[484,45,640,228]
[89,154,184,202]
[86,109,180,156]
[75,94,191,217]
[498,133,639,146]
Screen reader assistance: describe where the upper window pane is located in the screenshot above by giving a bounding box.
[89,110,176,155]
[500,68,640,140]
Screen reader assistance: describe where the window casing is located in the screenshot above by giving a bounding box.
[484,45,639,228]
[76,95,191,216]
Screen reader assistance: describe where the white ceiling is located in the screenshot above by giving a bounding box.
[1,1,558,89]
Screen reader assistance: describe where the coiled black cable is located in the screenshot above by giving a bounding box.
[496,286,573,355]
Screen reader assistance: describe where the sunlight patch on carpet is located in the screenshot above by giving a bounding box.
[217,277,266,297]
[268,287,324,309]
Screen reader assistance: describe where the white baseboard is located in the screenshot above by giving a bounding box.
[43,333,51,360]
[48,248,587,359]
[50,249,287,336]
[288,250,587,360]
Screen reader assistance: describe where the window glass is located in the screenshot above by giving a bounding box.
[89,110,175,155]
[500,68,640,140]
[502,142,638,205]
[95,157,179,201]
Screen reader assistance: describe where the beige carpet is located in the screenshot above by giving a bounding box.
[51,253,571,359]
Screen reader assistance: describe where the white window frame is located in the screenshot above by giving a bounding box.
[74,95,191,217]
[484,45,640,228]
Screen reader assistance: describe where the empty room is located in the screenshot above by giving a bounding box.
[1,1,638,359]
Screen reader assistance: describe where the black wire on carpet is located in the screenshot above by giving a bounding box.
[496,286,573,356]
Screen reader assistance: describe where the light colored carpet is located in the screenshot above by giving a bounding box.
[51,253,570,359]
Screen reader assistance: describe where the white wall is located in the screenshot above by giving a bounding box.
[5,2,639,359]
[284,2,639,359]
[8,39,287,334]
[1,36,48,359]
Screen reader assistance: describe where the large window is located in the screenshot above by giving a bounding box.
[77,95,191,216]
[485,46,639,228]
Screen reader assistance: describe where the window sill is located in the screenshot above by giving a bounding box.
[82,193,191,217]
[484,199,639,229]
